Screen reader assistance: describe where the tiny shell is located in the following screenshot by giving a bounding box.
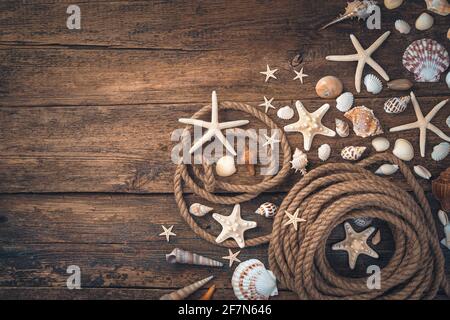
[413,165,432,180]
[387,79,413,91]
[375,164,399,175]
[291,148,308,175]
[216,155,236,177]
[415,12,434,31]
[353,217,373,228]
[395,19,411,34]
[384,0,403,9]
[189,203,213,217]
[384,96,410,114]
[336,92,354,112]
[335,119,350,137]
[277,105,294,120]
[255,202,278,218]
[315,76,344,99]
[166,248,223,267]
[431,142,450,161]
[341,146,366,161]
[318,144,331,161]
[345,106,383,138]
[392,138,414,161]
[372,137,390,152]
[364,74,383,94]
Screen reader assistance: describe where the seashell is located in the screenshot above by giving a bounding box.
[320,0,378,30]
[402,39,449,82]
[446,72,450,89]
[395,19,411,34]
[413,165,432,180]
[384,96,410,114]
[375,164,399,175]
[315,76,344,99]
[335,119,350,137]
[166,248,223,267]
[336,92,354,112]
[372,230,381,245]
[216,155,236,177]
[438,209,449,226]
[432,167,450,211]
[387,79,413,91]
[447,115,450,128]
[341,146,366,161]
[431,142,450,161]
[353,217,373,228]
[448,28,450,40]
[415,12,434,31]
[392,138,414,161]
[364,74,383,94]
[318,144,332,161]
[290,148,308,175]
[232,259,278,300]
[345,106,383,138]
[277,105,294,120]
[160,276,213,300]
[384,0,403,9]
[372,137,390,152]
[425,0,450,16]
[189,203,213,217]
[199,285,216,300]
[255,202,278,218]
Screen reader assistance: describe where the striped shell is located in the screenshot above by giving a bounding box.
[335,118,350,137]
[364,74,383,94]
[353,217,373,228]
[290,148,308,175]
[255,202,278,218]
[402,39,449,82]
[160,276,213,300]
[166,248,223,267]
[384,96,410,114]
[341,146,366,161]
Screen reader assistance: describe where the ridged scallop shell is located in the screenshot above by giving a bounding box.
[318,144,331,161]
[160,276,213,300]
[375,164,399,175]
[335,119,350,137]
[431,142,450,161]
[216,155,236,177]
[393,138,414,161]
[415,12,434,31]
[291,148,308,175]
[232,259,278,300]
[166,248,223,267]
[364,74,383,94]
[425,0,450,16]
[345,106,383,138]
[189,203,213,217]
[384,96,410,114]
[372,137,390,152]
[341,146,366,161]
[395,19,411,34]
[353,217,373,228]
[432,168,450,211]
[413,165,432,180]
[277,105,294,120]
[402,39,449,82]
[255,202,278,218]
[336,92,354,112]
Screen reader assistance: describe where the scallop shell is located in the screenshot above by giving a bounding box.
[341,146,366,161]
[431,142,450,161]
[413,165,432,180]
[372,137,390,152]
[425,0,450,16]
[335,119,350,137]
[432,167,450,211]
[189,203,213,217]
[290,148,308,175]
[364,74,383,94]
[385,0,403,9]
[402,39,449,82]
[395,19,411,34]
[255,202,278,218]
[384,96,410,114]
[166,248,223,267]
[216,155,236,177]
[345,106,383,138]
[318,144,331,161]
[375,164,399,175]
[160,276,213,300]
[277,105,294,120]
[315,76,343,99]
[336,92,354,112]
[415,12,434,31]
[232,259,278,300]
[392,138,414,161]
[387,79,413,91]
[353,217,373,228]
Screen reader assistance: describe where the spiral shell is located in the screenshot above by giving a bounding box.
[375,164,399,175]
[341,146,366,161]
[432,167,450,211]
[189,203,213,217]
[160,276,213,300]
[345,106,383,138]
[318,144,331,161]
[336,92,354,112]
[290,148,308,175]
[431,142,450,161]
[353,217,373,228]
[413,165,432,180]
[277,105,294,120]
[364,74,383,94]
[255,202,278,218]
[384,96,410,114]
[395,19,411,34]
[166,248,223,267]
[335,119,350,137]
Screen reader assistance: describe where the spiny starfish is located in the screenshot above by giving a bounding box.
[259,96,275,113]
[222,249,241,267]
[293,67,308,84]
[179,91,249,156]
[159,225,176,242]
[283,208,306,231]
[390,91,450,157]
[284,100,336,151]
[260,64,278,82]
[326,31,391,93]
[263,132,280,150]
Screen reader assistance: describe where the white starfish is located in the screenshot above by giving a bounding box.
[222,249,241,267]
[260,64,278,82]
[390,91,450,157]
[326,31,390,93]
[159,225,176,242]
[263,132,280,149]
[283,208,306,231]
[293,67,308,84]
[179,91,249,156]
[284,101,336,151]
[259,96,275,113]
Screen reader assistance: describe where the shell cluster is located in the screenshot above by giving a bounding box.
[255,202,278,218]
[341,146,366,161]
[384,96,410,114]
[345,106,383,138]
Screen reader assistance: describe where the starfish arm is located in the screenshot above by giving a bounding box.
[419,127,427,157]
[295,100,309,118]
[348,250,358,270]
[303,131,313,151]
[332,240,347,251]
[365,247,379,259]
[410,92,425,121]
[428,123,450,142]
[218,120,249,129]
[214,229,230,244]
[389,121,419,132]
[425,99,449,122]
[355,59,364,93]
[179,118,211,128]
[350,34,365,54]
[321,126,337,137]
[211,91,218,124]
[283,122,299,132]
[313,103,331,119]
[188,128,215,154]
[366,57,389,81]
[325,54,359,62]
[367,31,391,55]
[215,129,237,156]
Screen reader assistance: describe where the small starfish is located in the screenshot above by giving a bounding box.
[159,225,176,242]
[260,64,278,82]
[283,208,306,231]
[179,91,249,156]
[222,249,241,267]
[332,222,379,270]
[390,91,450,157]
[284,101,336,151]
[326,31,390,93]
[293,67,308,84]
[259,96,275,113]
[263,132,280,149]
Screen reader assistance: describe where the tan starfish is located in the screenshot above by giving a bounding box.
[332,222,379,270]
[260,64,278,82]
[159,225,176,242]
[293,67,308,84]
[222,249,241,267]
[283,208,306,231]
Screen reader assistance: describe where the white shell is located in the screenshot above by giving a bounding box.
[335,119,350,137]
[375,164,399,175]
[216,155,236,177]
[232,259,278,300]
[290,148,308,175]
[189,203,213,217]
[277,105,294,120]
[395,19,411,34]
[372,137,390,152]
[341,146,366,161]
[413,165,432,180]
[255,202,278,218]
[447,115,450,128]
[392,138,414,161]
[336,92,354,112]
[318,144,331,161]
[446,72,450,89]
[364,74,383,94]
[415,12,434,31]
[353,217,373,228]
[431,142,450,161]
[384,96,410,114]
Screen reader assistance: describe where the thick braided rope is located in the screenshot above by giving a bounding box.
[174,101,292,247]
[269,152,450,300]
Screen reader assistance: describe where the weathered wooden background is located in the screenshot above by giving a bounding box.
[0,0,449,300]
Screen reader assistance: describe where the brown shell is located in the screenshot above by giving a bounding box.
[387,79,413,91]
[344,106,383,138]
[432,167,450,211]
[315,76,343,99]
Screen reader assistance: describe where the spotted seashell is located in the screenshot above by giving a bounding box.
[318,144,331,161]
[395,19,411,34]
[335,119,350,137]
[431,142,450,161]
[335,92,354,112]
[364,74,383,94]
[189,203,213,217]
[341,146,367,161]
[255,202,278,218]
[290,148,308,175]
[413,165,432,180]
[353,217,373,228]
[345,106,383,138]
[277,105,294,120]
[384,96,410,114]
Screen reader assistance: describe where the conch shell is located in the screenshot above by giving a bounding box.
[320,0,378,30]
[160,276,214,300]
[166,248,223,267]
[199,285,216,300]
[341,146,367,161]
[189,203,213,217]
[345,106,383,138]
[432,167,450,211]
